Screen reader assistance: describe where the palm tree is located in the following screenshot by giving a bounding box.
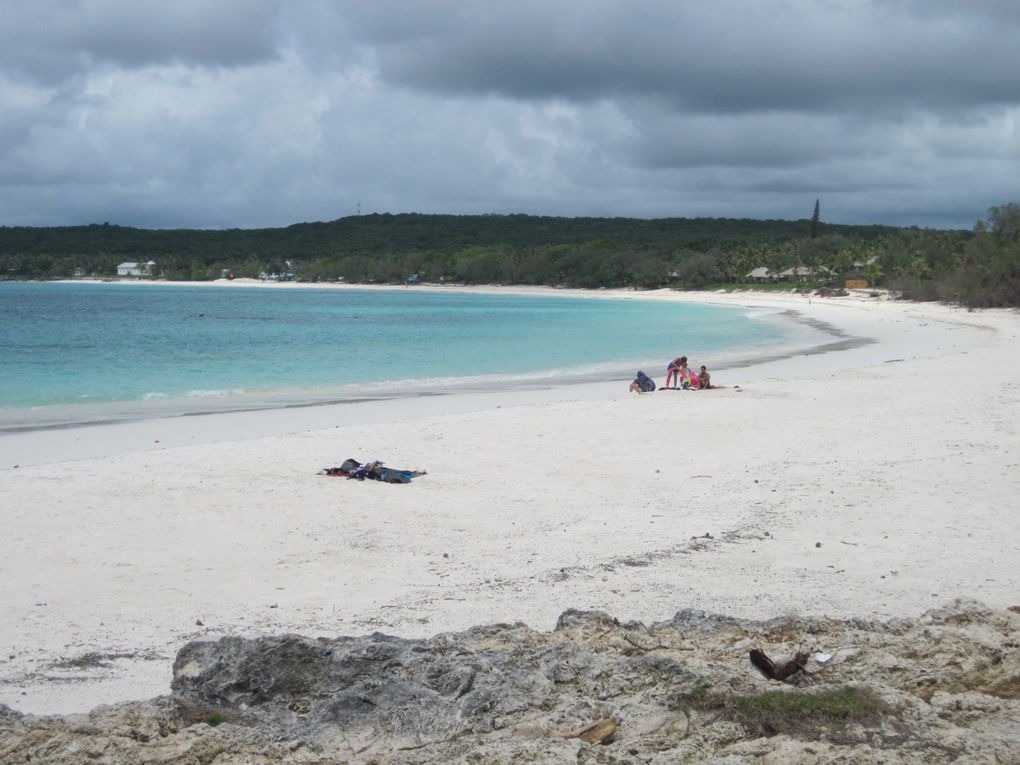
[907,253,929,290]
[866,260,884,288]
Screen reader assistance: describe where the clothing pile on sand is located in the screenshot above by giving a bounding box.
[320,458,427,483]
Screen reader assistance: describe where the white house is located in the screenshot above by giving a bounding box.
[116,261,155,277]
[776,265,832,281]
[745,266,773,282]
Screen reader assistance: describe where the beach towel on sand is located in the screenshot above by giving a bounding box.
[321,458,427,484]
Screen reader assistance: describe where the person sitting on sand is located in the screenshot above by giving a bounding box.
[696,365,726,389]
[698,365,712,389]
[630,370,656,393]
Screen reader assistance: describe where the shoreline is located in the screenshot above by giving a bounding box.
[1,286,1017,715]
[0,301,848,442]
[0,282,945,467]
[1,280,820,435]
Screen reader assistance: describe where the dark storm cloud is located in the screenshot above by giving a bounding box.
[0,1,1017,229]
[340,1,1020,112]
[0,0,282,85]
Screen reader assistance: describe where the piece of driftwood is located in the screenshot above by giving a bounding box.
[563,718,618,744]
[749,648,810,681]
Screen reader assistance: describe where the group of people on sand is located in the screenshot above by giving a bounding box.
[629,356,716,393]
[665,356,713,390]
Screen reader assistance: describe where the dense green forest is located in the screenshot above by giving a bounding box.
[2,203,1018,307]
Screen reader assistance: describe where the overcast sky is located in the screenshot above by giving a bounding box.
[2,1,1018,230]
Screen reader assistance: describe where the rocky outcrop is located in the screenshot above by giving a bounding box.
[2,599,1019,764]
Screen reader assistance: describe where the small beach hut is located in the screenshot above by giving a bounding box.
[116,261,155,277]
[777,265,832,282]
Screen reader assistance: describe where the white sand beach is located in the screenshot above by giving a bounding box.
[1,286,1018,715]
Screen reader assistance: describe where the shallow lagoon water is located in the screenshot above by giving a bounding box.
[0,282,824,429]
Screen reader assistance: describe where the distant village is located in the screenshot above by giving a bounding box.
[115,261,296,282]
[112,257,879,290]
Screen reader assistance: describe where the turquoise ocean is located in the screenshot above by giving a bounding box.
[0,282,811,430]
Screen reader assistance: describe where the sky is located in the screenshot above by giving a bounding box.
[1,1,1018,230]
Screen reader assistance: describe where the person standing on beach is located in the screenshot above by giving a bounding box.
[677,356,693,388]
[665,356,684,389]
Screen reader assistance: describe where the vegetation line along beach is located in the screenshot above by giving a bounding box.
[3,202,1020,307]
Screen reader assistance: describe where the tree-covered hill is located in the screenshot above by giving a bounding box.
[0,213,899,260]
[2,207,1018,307]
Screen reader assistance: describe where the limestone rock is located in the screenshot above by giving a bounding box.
[1,600,1018,763]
